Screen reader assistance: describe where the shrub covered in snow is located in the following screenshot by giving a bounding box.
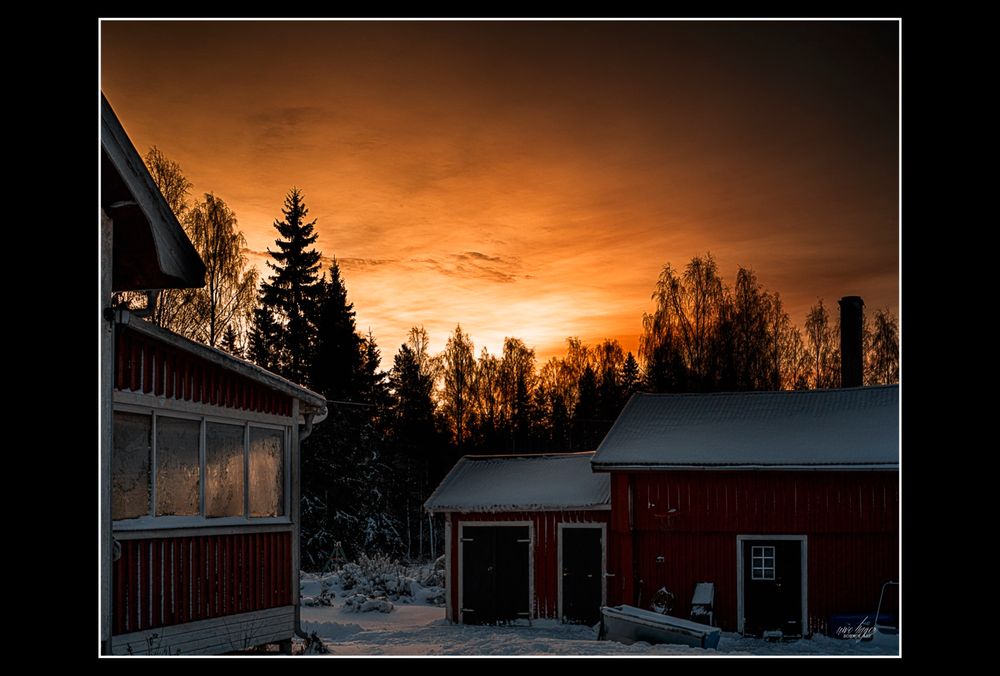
[339,553,412,600]
[344,593,395,613]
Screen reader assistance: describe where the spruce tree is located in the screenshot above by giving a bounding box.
[311,261,363,401]
[622,352,641,399]
[221,324,242,358]
[248,302,280,371]
[261,187,322,385]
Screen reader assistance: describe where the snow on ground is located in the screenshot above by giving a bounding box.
[298,569,897,657]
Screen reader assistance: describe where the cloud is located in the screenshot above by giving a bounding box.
[459,250,504,263]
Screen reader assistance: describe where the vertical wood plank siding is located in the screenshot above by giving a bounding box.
[605,471,899,634]
[448,510,611,621]
[113,325,293,417]
[111,532,293,636]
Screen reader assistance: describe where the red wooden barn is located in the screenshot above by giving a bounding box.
[592,384,899,637]
[100,94,327,655]
[427,383,898,637]
[424,453,611,625]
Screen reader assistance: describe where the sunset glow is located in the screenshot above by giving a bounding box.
[100,20,898,364]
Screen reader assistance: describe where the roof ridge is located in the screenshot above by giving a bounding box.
[633,384,898,399]
[462,451,596,461]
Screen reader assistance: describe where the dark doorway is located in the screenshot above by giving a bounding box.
[561,526,603,625]
[742,539,803,637]
[461,525,530,625]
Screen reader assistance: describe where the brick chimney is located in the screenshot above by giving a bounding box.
[839,296,864,388]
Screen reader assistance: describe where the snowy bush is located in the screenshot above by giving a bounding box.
[339,553,412,600]
[418,555,446,588]
[301,574,338,607]
[344,593,394,613]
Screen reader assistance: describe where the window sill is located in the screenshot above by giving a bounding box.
[112,515,292,531]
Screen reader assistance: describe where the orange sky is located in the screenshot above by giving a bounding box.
[100,20,899,365]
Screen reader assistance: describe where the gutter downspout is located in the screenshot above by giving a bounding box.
[294,412,317,644]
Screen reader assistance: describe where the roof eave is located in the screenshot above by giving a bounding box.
[591,462,899,472]
[119,311,327,413]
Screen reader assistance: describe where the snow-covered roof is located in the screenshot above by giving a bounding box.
[591,385,899,470]
[424,452,611,513]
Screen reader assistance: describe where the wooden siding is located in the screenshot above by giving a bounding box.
[114,325,293,417]
[111,531,292,636]
[448,510,610,621]
[111,605,295,655]
[606,471,898,634]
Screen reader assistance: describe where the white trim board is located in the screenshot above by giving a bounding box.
[735,534,808,636]
[457,520,533,625]
[111,605,294,655]
[556,522,607,624]
[444,516,453,622]
[114,390,295,425]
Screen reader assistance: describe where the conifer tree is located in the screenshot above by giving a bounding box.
[261,187,322,385]
[311,261,363,401]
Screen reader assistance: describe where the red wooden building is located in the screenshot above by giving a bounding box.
[100,94,327,655]
[424,453,610,625]
[592,384,899,637]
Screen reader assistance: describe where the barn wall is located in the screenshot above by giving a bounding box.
[111,530,293,636]
[606,471,898,634]
[448,510,611,621]
[114,324,293,417]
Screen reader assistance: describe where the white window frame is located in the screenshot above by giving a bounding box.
[111,402,291,530]
[750,545,776,581]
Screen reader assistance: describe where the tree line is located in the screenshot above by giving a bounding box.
[124,147,899,565]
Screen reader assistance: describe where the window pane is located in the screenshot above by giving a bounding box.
[249,427,284,517]
[112,412,151,520]
[156,416,201,516]
[206,422,245,517]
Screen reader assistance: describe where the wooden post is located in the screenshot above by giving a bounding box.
[101,209,114,653]
[291,398,301,622]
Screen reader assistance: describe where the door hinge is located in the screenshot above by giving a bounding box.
[460,538,475,542]
[516,538,531,543]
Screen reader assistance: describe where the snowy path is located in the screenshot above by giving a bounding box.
[299,604,897,656]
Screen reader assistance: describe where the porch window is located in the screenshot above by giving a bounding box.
[249,427,284,517]
[111,412,151,520]
[111,407,288,526]
[205,422,245,517]
[155,416,201,516]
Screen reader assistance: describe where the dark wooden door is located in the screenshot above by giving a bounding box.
[561,527,603,625]
[743,540,802,637]
[461,526,530,625]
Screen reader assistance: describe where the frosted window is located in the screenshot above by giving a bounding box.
[156,416,201,516]
[249,427,284,517]
[112,412,151,520]
[206,422,245,517]
[751,545,775,580]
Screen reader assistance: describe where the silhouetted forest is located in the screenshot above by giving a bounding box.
[123,148,900,566]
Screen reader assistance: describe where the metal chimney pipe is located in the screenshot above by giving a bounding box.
[839,296,864,388]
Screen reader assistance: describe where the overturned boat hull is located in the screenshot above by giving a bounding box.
[600,605,722,650]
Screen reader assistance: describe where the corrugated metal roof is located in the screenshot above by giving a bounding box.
[591,385,899,469]
[424,452,611,513]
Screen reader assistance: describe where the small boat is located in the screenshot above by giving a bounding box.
[600,605,722,649]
